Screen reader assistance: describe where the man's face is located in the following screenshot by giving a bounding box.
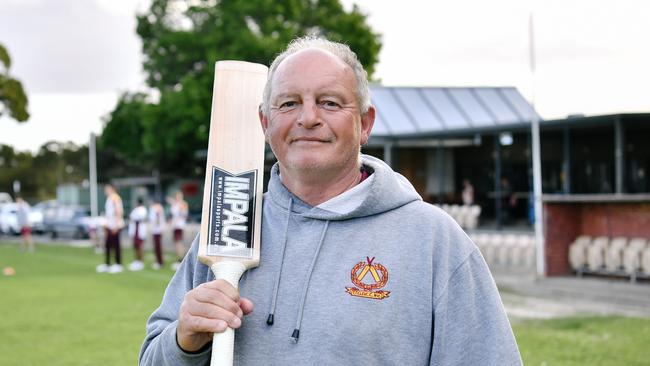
[260,49,374,178]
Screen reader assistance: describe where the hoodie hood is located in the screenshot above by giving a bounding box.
[267,153,422,220]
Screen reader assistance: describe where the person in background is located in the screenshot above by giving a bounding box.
[167,191,188,271]
[462,179,475,206]
[149,199,165,270]
[88,216,103,255]
[16,197,34,252]
[97,184,124,274]
[128,198,148,271]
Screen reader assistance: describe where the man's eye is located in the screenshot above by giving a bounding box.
[278,101,298,110]
[320,100,341,110]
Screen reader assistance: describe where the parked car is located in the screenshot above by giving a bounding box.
[0,203,20,235]
[44,205,92,239]
[0,192,12,204]
[0,201,50,235]
[30,200,58,234]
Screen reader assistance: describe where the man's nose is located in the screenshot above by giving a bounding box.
[297,101,321,128]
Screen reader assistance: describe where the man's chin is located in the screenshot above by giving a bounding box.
[286,159,358,177]
[286,158,329,173]
[280,149,358,177]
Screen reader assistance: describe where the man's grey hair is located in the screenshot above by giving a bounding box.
[261,36,371,116]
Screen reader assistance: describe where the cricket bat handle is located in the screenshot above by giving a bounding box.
[209,261,247,366]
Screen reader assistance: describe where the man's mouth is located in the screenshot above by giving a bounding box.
[291,137,329,143]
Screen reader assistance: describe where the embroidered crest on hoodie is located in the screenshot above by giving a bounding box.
[345,257,390,300]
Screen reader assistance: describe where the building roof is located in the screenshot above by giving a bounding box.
[369,86,540,139]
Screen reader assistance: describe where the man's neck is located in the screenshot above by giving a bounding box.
[279,163,362,207]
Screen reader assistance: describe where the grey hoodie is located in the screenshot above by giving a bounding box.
[139,154,522,365]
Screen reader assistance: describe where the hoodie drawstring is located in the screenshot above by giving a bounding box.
[266,198,293,326]
[265,197,331,343]
[291,220,329,342]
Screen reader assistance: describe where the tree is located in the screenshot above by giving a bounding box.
[100,0,381,176]
[0,43,29,122]
[0,142,91,201]
[99,92,151,164]
[137,0,381,91]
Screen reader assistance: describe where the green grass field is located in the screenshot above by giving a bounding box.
[0,242,172,365]
[1,241,649,365]
[514,317,650,366]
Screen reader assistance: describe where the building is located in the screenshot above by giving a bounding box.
[359,85,650,277]
[363,85,540,228]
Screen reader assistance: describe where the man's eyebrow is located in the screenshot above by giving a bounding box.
[272,92,299,101]
[317,89,355,102]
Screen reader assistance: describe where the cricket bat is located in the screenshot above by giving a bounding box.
[198,60,268,365]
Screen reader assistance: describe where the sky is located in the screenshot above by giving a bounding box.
[1,0,649,152]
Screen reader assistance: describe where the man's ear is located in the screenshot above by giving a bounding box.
[259,104,269,137]
[359,106,375,145]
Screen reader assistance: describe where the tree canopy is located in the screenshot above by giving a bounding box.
[0,142,88,201]
[100,0,381,176]
[0,43,29,122]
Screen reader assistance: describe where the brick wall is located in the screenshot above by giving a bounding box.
[543,202,650,276]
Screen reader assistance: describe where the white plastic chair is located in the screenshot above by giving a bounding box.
[497,234,517,266]
[623,238,647,275]
[587,236,609,271]
[641,245,650,275]
[568,235,591,271]
[484,234,501,266]
[464,205,481,230]
[509,234,531,267]
[448,205,462,226]
[471,233,490,257]
[522,236,536,269]
[456,205,469,228]
[605,237,627,272]
[508,240,523,267]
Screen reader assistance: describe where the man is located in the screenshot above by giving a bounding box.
[140,37,521,365]
[167,191,188,270]
[128,198,148,271]
[16,197,34,252]
[96,184,124,274]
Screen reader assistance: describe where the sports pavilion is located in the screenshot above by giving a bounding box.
[356,85,650,277]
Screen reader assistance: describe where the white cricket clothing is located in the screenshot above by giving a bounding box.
[104,195,124,231]
[149,206,165,234]
[170,202,187,229]
[128,205,148,239]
